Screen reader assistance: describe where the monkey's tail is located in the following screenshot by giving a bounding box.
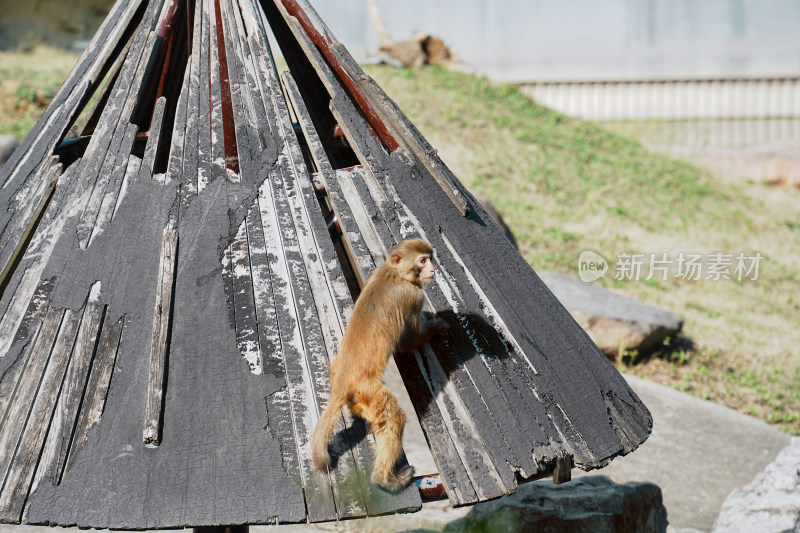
[312,394,347,471]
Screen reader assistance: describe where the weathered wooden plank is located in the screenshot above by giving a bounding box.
[0,281,53,420]
[334,168,389,279]
[436,231,567,468]
[141,96,167,181]
[393,350,478,506]
[414,345,507,501]
[282,73,377,284]
[66,0,159,214]
[112,153,140,220]
[553,454,572,484]
[179,0,202,196]
[217,0,249,168]
[243,202,300,489]
[0,307,64,489]
[143,218,178,446]
[62,315,122,475]
[350,71,469,216]
[76,29,159,249]
[229,219,261,374]
[87,122,139,246]
[207,0,227,184]
[30,284,105,493]
[239,0,282,140]
[0,308,80,522]
[339,165,398,259]
[256,173,339,523]
[0,158,61,290]
[219,0,258,169]
[230,0,273,151]
[70,38,131,138]
[0,159,84,362]
[195,0,212,193]
[328,107,405,242]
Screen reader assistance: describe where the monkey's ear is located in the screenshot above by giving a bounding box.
[390,252,403,267]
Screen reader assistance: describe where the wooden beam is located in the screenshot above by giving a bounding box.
[143,218,178,446]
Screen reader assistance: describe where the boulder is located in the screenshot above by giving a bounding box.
[444,476,668,533]
[712,437,800,533]
[0,135,19,167]
[537,271,683,360]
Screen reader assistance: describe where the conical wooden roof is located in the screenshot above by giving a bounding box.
[0,0,651,527]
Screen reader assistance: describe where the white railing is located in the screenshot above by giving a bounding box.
[521,78,800,121]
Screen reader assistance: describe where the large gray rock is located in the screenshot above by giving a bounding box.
[712,437,800,533]
[538,271,683,359]
[0,135,18,167]
[444,476,668,533]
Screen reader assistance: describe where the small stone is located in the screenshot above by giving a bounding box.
[444,476,668,533]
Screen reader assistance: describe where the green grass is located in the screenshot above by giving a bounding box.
[0,47,75,140]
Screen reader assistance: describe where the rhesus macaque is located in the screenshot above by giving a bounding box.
[312,238,448,490]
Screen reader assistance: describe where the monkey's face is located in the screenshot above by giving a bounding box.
[415,254,435,287]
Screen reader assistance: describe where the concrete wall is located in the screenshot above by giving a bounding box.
[312,0,800,82]
[2,0,798,82]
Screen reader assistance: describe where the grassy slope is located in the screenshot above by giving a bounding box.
[0,51,797,433]
[0,47,75,139]
[364,65,800,434]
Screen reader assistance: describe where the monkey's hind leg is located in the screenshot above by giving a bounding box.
[355,386,414,491]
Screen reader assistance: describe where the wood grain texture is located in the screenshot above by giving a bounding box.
[0,307,80,522]
[62,315,122,476]
[143,219,177,446]
[33,287,105,492]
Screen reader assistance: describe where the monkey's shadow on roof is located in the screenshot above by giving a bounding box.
[326,309,514,470]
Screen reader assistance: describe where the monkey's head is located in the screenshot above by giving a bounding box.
[389,238,435,288]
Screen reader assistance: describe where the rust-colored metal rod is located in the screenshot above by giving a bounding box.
[155,0,182,39]
[213,0,239,172]
[154,16,177,105]
[278,0,401,153]
[185,0,194,53]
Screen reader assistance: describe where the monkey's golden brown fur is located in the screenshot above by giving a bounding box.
[312,238,447,490]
